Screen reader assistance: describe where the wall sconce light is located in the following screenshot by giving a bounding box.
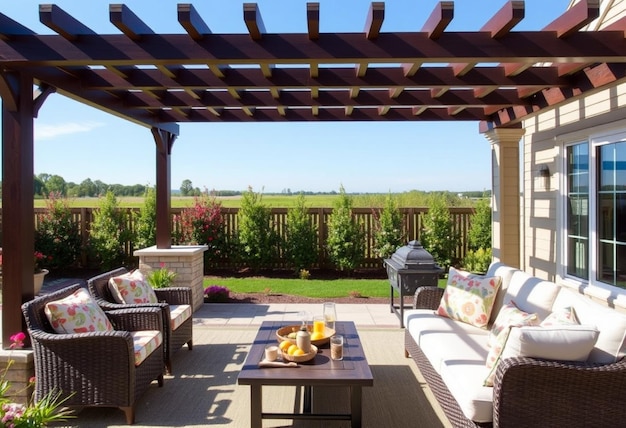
[538,164,550,178]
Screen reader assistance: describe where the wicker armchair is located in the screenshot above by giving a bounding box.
[87,267,193,374]
[21,284,165,424]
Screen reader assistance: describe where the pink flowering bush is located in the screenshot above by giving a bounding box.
[173,194,228,265]
[0,332,73,427]
[203,285,230,303]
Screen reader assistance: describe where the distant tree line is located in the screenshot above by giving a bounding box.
[0,174,492,200]
[30,174,148,198]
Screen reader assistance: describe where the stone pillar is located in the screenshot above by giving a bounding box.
[134,245,208,311]
[0,349,34,405]
[484,128,525,269]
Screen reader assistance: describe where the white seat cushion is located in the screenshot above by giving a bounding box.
[131,330,163,366]
[440,359,493,423]
[169,304,192,331]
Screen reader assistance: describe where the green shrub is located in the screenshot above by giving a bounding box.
[285,193,318,272]
[467,197,492,251]
[134,186,157,249]
[326,186,365,272]
[463,247,492,274]
[89,191,133,269]
[421,193,459,271]
[174,193,226,264]
[35,192,81,270]
[236,187,279,270]
[373,193,404,259]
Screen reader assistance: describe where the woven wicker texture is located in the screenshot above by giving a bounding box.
[87,268,193,374]
[407,285,626,428]
[21,284,165,424]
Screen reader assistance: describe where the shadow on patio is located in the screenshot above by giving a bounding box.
[47,305,450,428]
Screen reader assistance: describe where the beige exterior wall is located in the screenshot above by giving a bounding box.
[520,0,626,306]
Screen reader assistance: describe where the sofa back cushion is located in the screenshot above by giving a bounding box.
[501,270,561,321]
[485,262,520,323]
[552,288,626,363]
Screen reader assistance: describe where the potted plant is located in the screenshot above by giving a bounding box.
[146,263,177,289]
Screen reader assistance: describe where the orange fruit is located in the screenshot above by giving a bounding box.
[279,340,292,351]
[293,349,305,356]
[287,344,298,355]
[310,332,324,341]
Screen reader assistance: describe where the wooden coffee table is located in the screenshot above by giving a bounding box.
[238,320,373,428]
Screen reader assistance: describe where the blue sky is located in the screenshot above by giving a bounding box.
[1,0,571,193]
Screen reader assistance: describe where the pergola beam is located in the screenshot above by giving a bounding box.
[364,2,384,40]
[307,2,319,40]
[110,4,154,41]
[39,4,95,41]
[421,1,453,39]
[178,3,211,40]
[244,3,265,40]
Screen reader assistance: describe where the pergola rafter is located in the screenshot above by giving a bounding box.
[0,0,623,129]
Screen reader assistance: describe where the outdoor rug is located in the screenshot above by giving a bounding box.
[51,326,450,428]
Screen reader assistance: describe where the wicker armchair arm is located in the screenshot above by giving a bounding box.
[493,356,626,427]
[106,307,164,332]
[154,287,193,305]
[413,286,444,310]
[30,329,134,357]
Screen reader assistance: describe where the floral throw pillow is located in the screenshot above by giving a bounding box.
[109,270,158,305]
[45,288,114,334]
[488,302,540,348]
[540,306,579,327]
[436,268,502,329]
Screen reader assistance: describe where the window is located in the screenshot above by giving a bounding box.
[597,142,626,287]
[565,139,626,288]
[566,143,589,279]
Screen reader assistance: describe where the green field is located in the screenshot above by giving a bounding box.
[34,192,479,209]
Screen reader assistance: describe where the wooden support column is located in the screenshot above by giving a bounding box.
[1,72,36,346]
[484,127,525,268]
[151,127,176,249]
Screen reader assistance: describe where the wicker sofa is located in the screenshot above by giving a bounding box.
[88,267,193,374]
[404,262,626,428]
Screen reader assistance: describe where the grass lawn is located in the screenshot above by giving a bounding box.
[203,277,447,298]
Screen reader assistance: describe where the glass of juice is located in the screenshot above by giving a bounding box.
[313,316,325,334]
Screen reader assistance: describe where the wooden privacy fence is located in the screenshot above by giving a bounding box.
[18,207,474,270]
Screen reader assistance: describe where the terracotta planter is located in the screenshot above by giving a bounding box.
[33,269,49,295]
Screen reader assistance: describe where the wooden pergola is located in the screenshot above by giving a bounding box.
[1,0,624,344]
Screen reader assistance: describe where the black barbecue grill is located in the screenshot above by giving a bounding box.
[384,240,443,327]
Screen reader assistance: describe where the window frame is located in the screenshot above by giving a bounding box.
[559,128,626,295]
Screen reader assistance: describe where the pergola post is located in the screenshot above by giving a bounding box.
[484,127,525,269]
[0,72,36,346]
[151,127,176,249]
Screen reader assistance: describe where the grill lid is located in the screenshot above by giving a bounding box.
[388,240,437,269]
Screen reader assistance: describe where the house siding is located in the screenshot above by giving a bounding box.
[518,1,626,296]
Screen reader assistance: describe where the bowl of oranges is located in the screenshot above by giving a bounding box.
[278,340,318,363]
[276,325,335,346]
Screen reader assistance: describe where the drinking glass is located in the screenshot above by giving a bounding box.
[330,335,344,360]
[323,302,337,330]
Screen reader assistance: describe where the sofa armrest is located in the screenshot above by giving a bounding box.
[154,287,193,305]
[493,356,626,427]
[412,286,444,310]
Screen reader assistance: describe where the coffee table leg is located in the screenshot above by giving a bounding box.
[350,386,362,428]
[250,384,262,428]
[303,385,312,413]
